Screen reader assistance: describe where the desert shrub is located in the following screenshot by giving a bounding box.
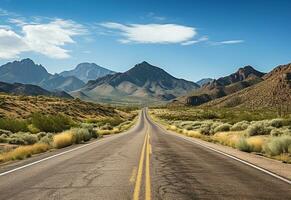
[0,118,28,133]
[0,129,12,136]
[246,121,272,136]
[36,132,47,139]
[100,123,113,130]
[31,112,74,133]
[269,118,285,128]
[8,132,39,145]
[21,133,39,145]
[81,123,97,138]
[236,137,252,152]
[0,134,8,143]
[27,124,40,134]
[270,129,284,137]
[53,131,73,148]
[39,135,52,145]
[199,124,212,135]
[71,128,92,143]
[0,143,50,163]
[263,135,291,156]
[213,123,231,133]
[8,137,26,145]
[230,121,249,131]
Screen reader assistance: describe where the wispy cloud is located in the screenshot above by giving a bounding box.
[181,36,208,46]
[0,18,87,59]
[215,40,244,45]
[146,12,166,21]
[100,22,197,44]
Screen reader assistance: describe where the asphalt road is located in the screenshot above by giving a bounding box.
[0,109,290,200]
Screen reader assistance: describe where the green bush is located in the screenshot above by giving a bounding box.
[236,137,251,152]
[230,121,249,131]
[213,123,231,133]
[0,118,28,133]
[8,137,25,145]
[39,135,53,145]
[0,134,8,143]
[269,118,285,128]
[8,132,39,145]
[31,112,74,133]
[246,121,272,136]
[263,135,291,156]
[71,128,92,144]
[0,129,12,136]
[81,123,97,138]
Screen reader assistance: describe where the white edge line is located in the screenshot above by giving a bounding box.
[0,110,143,177]
[0,139,103,177]
[147,113,291,185]
[0,112,143,177]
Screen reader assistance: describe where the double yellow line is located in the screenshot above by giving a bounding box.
[133,127,152,200]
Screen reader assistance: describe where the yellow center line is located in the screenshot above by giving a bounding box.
[145,129,151,200]
[129,167,137,183]
[133,128,148,200]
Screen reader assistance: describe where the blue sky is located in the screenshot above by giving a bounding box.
[0,0,290,81]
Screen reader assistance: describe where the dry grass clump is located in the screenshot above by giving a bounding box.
[53,131,73,149]
[214,132,242,148]
[0,143,50,163]
[246,136,266,152]
[187,130,202,138]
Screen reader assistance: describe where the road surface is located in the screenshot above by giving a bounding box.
[0,109,290,200]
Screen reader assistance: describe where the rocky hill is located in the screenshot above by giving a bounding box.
[74,61,199,105]
[0,81,73,99]
[172,66,265,106]
[203,63,291,109]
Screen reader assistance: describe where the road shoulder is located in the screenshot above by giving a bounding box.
[154,121,291,181]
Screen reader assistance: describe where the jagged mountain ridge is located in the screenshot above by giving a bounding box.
[172,65,265,106]
[75,61,199,104]
[0,58,85,92]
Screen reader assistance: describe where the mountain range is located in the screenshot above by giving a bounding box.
[0,59,85,92]
[203,63,291,109]
[59,62,115,83]
[172,66,265,106]
[73,61,199,105]
[0,58,290,108]
[0,81,72,99]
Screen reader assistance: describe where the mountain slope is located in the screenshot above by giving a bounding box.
[0,81,73,98]
[74,61,199,105]
[0,59,85,92]
[204,63,291,109]
[196,78,214,87]
[172,66,265,106]
[60,63,115,83]
[0,58,49,84]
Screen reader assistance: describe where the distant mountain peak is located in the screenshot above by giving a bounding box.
[76,62,199,104]
[59,62,115,83]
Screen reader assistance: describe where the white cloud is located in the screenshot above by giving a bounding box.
[100,22,197,44]
[0,29,27,59]
[218,40,244,44]
[0,19,86,59]
[181,36,208,46]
